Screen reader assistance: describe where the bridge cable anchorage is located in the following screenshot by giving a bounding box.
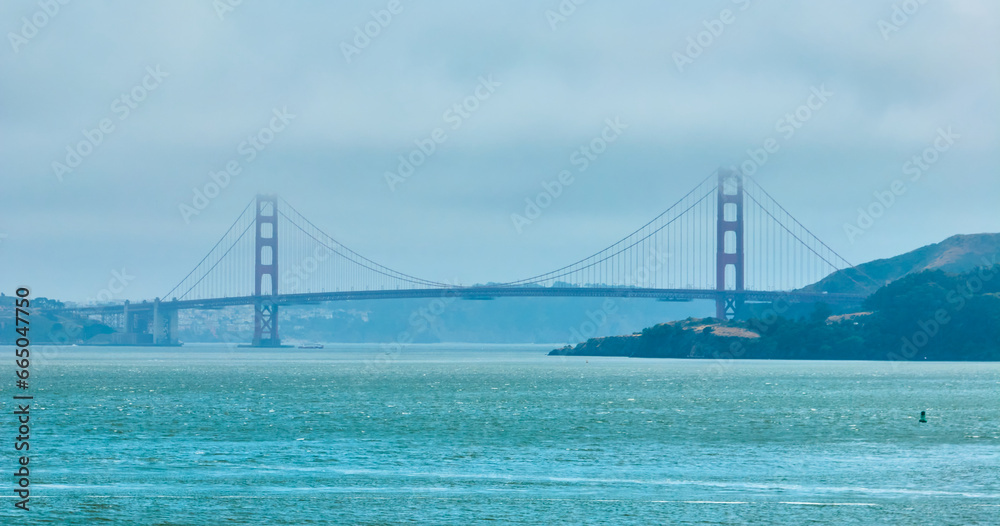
[163,198,255,300]
[498,170,719,287]
[744,175,880,288]
[277,197,452,288]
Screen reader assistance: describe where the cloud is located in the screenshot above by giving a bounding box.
[1,0,997,300]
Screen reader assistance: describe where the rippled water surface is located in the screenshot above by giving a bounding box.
[3,344,999,524]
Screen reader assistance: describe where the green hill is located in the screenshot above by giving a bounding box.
[553,263,1000,361]
[801,233,1000,296]
[0,295,113,344]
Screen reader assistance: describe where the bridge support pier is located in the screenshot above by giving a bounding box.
[108,298,180,346]
[151,298,179,345]
[716,293,744,320]
[716,168,745,320]
[253,300,280,347]
[110,300,137,345]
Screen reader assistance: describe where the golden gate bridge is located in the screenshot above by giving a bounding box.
[57,169,871,346]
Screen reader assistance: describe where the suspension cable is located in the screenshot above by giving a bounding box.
[163,198,254,299]
[176,220,255,300]
[499,170,718,286]
[278,197,450,288]
[278,210,449,288]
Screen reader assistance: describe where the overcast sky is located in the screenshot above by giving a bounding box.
[2,0,998,302]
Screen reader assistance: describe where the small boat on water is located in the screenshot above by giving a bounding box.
[298,344,324,349]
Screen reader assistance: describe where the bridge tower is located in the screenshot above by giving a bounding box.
[252,194,281,347]
[716,168,745,319]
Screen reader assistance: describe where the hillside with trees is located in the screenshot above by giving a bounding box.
[799,233,1000,296]
[552,264,1000,361]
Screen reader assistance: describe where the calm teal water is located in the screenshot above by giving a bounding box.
[2,344,999,524]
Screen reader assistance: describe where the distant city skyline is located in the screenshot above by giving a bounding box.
[2,1,998,302]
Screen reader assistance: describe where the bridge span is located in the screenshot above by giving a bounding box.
[54,169,873,346]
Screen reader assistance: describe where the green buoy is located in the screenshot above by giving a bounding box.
[919,411,927,423]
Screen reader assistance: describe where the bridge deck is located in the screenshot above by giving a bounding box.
[58,287,866,316]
